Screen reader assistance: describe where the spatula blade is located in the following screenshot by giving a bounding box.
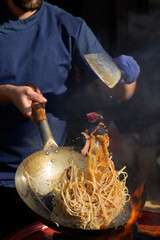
[84,53,121,88]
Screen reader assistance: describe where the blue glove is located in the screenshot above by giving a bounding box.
[114,55,140,84]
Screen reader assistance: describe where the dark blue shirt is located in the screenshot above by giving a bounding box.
[0,1,106,187]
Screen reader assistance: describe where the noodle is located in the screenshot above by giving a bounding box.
[50,123,130,230]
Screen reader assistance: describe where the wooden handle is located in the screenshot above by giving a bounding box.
[27,83,47,123]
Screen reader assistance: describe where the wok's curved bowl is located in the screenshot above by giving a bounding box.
[15,145,145,239]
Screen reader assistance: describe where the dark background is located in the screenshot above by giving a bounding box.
[46,0,150,56]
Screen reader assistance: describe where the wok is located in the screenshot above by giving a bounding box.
[15,87,145,240]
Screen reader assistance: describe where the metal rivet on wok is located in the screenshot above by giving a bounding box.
[116,225,124,233]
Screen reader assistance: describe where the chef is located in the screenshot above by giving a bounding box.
[0,0,140,238]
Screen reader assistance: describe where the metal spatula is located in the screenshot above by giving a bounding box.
[84,53,126,88]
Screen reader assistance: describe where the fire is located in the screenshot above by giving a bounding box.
[108,182,145,240]
[127,182,145,225]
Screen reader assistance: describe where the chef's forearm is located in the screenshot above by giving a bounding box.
[96,78,137,101]
[107,81,136,101]
[0,84,16,104]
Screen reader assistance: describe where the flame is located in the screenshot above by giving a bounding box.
[108,182,145,240]
[127,182,145,225]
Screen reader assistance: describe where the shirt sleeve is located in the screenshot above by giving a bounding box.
[74,20,108,82]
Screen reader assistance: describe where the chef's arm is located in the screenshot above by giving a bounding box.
[96,78,137,101]
[96,54,140,101]
[0,85,47,121]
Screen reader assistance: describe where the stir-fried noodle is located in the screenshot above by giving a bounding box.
[51,123,130,229]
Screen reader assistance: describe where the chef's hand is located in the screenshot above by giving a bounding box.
[8,85,47,122]
[114,55,140,84]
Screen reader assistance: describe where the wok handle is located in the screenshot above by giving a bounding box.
[27,83,58,148]
[27,83,47,123]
